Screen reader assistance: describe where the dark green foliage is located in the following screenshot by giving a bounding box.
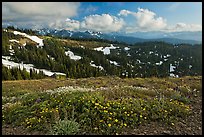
[2,27,202,80]
[2,65,46,81]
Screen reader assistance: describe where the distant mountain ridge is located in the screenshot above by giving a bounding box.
[36,28,202,45]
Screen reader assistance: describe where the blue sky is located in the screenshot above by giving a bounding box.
[77,2,202,24]
[2,2,202,33]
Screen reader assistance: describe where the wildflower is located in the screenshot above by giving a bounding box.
[171,123,174,126]
[127,114,130,116]
[110,112,113,115]
[104,110,108,113]
[164,110,167,113]
[124,123,127,126]
[143,108,146,111]
[108,123,111,127]
[100,120,103,122]
[144,117,147,119]
[140,115,143,118]
[124,111,127,114]
[115,119,118,122]
[95,103,99,106]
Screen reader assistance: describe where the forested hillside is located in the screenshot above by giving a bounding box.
[2,27,202,80]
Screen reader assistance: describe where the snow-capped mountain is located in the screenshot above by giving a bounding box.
[36,28,201,45]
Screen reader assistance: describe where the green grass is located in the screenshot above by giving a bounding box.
[2,76,202,135]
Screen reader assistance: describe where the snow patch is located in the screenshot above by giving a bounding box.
[169,64,176,72]
[65,51,82,60]
[9,39,19,43]
[94,44,118,55]
[149,51,154,54]
[13,31,44,47]
[109,60,120,66]
[156,61,163,65]
[136,59,141,63]
[2,58,66,76]
[47,55,55,60]
[124,47,130,51]
[90,61,104,70]
[170,73,179,78]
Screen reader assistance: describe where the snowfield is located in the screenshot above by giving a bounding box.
[94,44,119,55]
[9,39,19,43]
[13,31,44,47]
[65,51,82,60]
[2,58,66,76]
[90,61,104,70]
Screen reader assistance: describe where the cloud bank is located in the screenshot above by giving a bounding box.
[2,2,80,29]
[81,14,125,32]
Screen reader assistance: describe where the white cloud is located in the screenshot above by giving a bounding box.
[119,8,167,32]
[2,2,80,28]
[166,23,202,32]
[118,10,132,16]
[49,18,80,31]
[81,14,125,33]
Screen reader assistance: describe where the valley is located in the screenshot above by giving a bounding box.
[2,27,202,80]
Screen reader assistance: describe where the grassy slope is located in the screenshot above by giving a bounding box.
[2,76,202,135]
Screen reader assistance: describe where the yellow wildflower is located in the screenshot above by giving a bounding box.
[108,123,111,127]
[115,119,118,122]
[171,123,174,126]
[124,123,127,126]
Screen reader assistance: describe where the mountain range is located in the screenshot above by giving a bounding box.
[36,28,202,45]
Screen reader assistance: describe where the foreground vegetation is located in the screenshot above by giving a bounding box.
[2,76,202,135]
